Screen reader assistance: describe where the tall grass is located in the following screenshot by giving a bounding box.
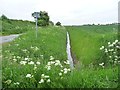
[2,25,118,88]
[66,25,118,66]
[2,26,69,88]
[2,19,35,35]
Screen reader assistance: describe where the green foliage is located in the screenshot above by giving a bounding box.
[2,26,68,88]
[2,25,118,88]
[2,18,35,35]
[56,22,61,26]
[99,40,120,66]
[1,14,8,20]
[66,25,118,66]
[38,11,50,26]
[67,67,118,88]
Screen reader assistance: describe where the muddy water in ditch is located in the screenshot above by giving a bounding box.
[66,32,74,69]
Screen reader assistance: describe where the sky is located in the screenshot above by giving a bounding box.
[0,0,120,25]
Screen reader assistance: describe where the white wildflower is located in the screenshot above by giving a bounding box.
[40,55,43,57]
[64,60,70,64]
[22,49,27,52]
[99,62,104,66]
[64,68,68,71]
[47,62,51,66]
[50,56,54,60]
[20,61,27,65]
[105,49,108,53]
[13,58,17,62]
[36,61,40,65]
[59,73,62,76]
[39,79,44,83]
[113,52,116,54]
[108,42,111,45]
[44,75,49,78]
[64,70,67,74]
[25,58,29,61]
[47,66,51,70]
[55,63,59,66]
[55,60,60,64]
[61,70,63,72]
[112,42,116,45]
[67,69,71,71]
[5,79,12,85]
[26,74,33,78]
[14,82,20,85]
[15,44,19,46]
[116,46,120,49]
[41,74,45,77]
[100,46,104,50]
[17,56,21,59]
[34,46,39,51]
[50,61,55,64]
[28,61,34,65]
[30,46,34,49]
[109,56,112,58]
[115,40,118,43]
[47,79,50,83]
[34,66,37,70]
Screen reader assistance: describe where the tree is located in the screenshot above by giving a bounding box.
[1,14,8,20]
[56,22,61,26]
[38,11,50,26]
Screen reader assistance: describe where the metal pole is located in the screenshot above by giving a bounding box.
[36,18,38,38]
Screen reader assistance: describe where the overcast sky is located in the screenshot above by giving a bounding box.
[0,0,119,25]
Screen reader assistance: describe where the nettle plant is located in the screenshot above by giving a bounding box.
[100,40,120,66]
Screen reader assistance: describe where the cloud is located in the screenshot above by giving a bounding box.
[0,0,119,25]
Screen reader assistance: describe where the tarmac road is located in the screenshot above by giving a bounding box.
[0,34,21,44]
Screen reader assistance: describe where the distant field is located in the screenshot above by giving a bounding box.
[66,24,118,66]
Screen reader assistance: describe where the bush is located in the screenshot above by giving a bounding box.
[56,22,61,26]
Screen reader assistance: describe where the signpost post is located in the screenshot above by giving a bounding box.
[32,12,40,38]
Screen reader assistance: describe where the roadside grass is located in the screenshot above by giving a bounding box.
[2,19,35,35]
[66,24,118,66]
[2,26,69,88]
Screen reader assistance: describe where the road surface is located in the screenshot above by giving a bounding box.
[0,34,20,44]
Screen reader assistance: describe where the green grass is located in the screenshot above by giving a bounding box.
[66,25,118,66]
[1,19,35,35]
[2,23,119,88]
[67,67,118,88]
[2,26,70,88]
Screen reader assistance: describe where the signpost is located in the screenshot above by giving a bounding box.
[32,12,40,38]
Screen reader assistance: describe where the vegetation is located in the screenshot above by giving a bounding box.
[2,26,69,88]
[56,22,61,26]
[0,0,119,87]
[1,15,35,35]
[66,25,118,66]
[37,11,50,26]
[1,16,119,88]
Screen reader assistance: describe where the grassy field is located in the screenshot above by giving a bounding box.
[1,18,35,35]
[66,24,118,66]
[2,26,70,88]
[2,21,119,88]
